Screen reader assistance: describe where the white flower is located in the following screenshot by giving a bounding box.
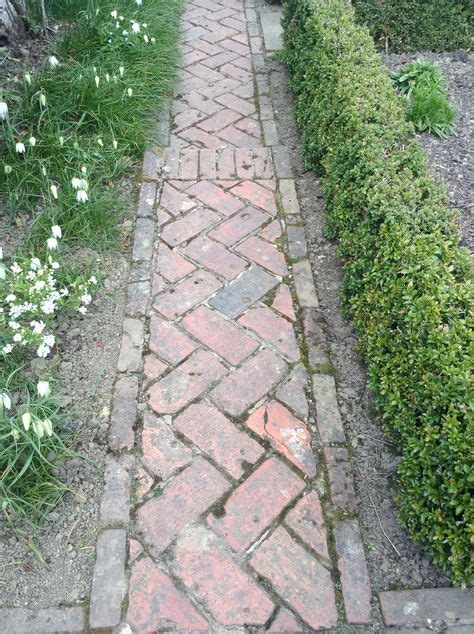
[29,136,36,147]
[51,225,62,238]
[2,344,13,354]
[42,419,53,436]
[119,66,124,76]
[41,166,47,176]
[136,0,143,5]
[34,280,46,290]
[0,101,8,120]
[13,333,22,342]
[50,184,58,199]
[89,275,97,284]
[81,293,92,305]
[131,21,140,34]
[122,30,128,36]
[81,165,87,174]
[24,72,32,84]
[4,165,12,175]
[1,393,11,409]
[47,237,58,250]
[11,262,22,273]
[16,142,26,153]
[78,306,87,315]
[113,139,118,149]
[59,136,64,146]
[37,381,51,397]
[5,294,17,302]
[31,320,45,334]
[71,177,82,189]
[105,73,110,82]
[30,257,41,270]
[143,34,149,44]
[33,420,45,438]
[43,334,55,347]
[95,75,100,88]
[49,55,60,68]
[97,138,104,147]
[127,87,133,97]
[22,412,31,431]
[8,321,20,329]
[77,189,89,203]
[40,93,46,106]
[111,9,118,19]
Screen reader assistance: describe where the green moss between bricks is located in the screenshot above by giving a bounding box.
[282,0,473,585]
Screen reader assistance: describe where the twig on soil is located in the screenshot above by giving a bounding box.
[364,434,397,448]
[367,490,401,557]
[66,518,80,545]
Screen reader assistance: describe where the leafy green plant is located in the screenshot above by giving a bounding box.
[392,60,456,137]
[283,0,473,585]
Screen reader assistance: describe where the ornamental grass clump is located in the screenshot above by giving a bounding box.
[282,0,473,584]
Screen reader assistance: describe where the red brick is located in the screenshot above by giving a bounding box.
[185,91,222,115]
[276,364,309,419]
[236,236,287,276]
[160,182,196,216]
[260,219,282,243]
[138,457,230,552]
[161,208,220,247]
[231,181,277,215]
[180,235,247,280]
[141,411,192,479]
[188,62,226,83]
[210,348,287,416]
[272,284,296,320]
[127,558,209,631]
[218,124,259,148]
[171,526,274,626]
[202,50,238,69]
[147,350,226,414]
[181,47,208,67]
[285,491,329,559]
[199,148,217,179]
[188,38,222,57]
[246,401,316,476]
[173,108,206,133]
[208,458,304,551]
[136,466,154,497]
[238,306,299,362]
[109,375,137,451]
[235,116,260,138]
[153,270,222,319]
[198,108,241,133]
[143,354,167,381]
[250,528,337,630]
[174,402,263,478]
[179,126,225,148]
[324,447,357,512]
[335,521,372,623]
[209,206,269,246]
[149,315,196,365]
[200,77,240,100]
[253,148,275,179]
[182,305,258,365]
[220,38,249,56]
[128,539,143,564]
[234,148,254,179]
[215,147,236,179]
[216,92,255,116]
[187,180,243,216]
[268,608,302,632]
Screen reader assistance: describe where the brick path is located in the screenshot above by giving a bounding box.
[116,0,371,630]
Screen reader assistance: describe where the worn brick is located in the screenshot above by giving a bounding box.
[117,318,144,373]
[141,411,192,479]
[239,306,299,362]
[132,218,155,262]
[250,528,337,630]
[155,242,196,283]
[272,147,292,178]
[187,179,243,216]
[292,260,318,308]
[90,529,127,629]
[160,182,196,216]
[302,308,330,367]
[198,108,241,132]
[138,182,157,218]
[219,123,259,148]
[210,348,287,416]
[153,269,222,319]
[268,608,302,632]
[142,148,163,180]
[126,281,150,318]
[100,455,131,527]
[272,284,296,321]
[109,375,138,451]
[147,350,226,414]
[324,447,357,512]
[236,236,287,276]
[209,265,278,319]
[171,526,274,626]
[127,557,209,631]
[161,208,220,247]
[181,234,247,280]
[136,466,154,497]
[209,206,269,245]
[231,181,277,215]
[198,148,218,179]
[313,374,346,444]
[174,402,263,478]
[138,457,230,553]
[260,219,282,243]
[380,588,474,627]
[217,92,255,116]
[182,305,258,365]
[149,315,196,365]
[0,608,86,633]
[129,539,144,564]
[285,491,329,559]
[209,458,304,551]
[287,225,307,258]
[278,179,300,215]
[335,520,372,623]
[143,354,168,381]
[276,364,309,419]
[263,120,279,146]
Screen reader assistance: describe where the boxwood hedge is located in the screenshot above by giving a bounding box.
[282,0,473,585]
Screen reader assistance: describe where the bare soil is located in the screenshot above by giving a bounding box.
[267,56,452,592]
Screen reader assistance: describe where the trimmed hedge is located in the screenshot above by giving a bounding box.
[352,0,473,53]
[282,0,473,585]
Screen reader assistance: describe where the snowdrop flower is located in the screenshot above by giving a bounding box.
[42,419,53,437]
[5,294,17,302]
[41,166,47,176]
[113,139,118,149]
[111,9,118,19]
[77,189,89,203]
[33,420,45,438]
[1,393,11,409]
[51,225,62,238]
[30,257,41,270]
[151,37,155,43]
[49,55,60,69]
[2,344,13,354]
[50,184,58,199]
[37,381,51,397]
[119,66,124,76]
[136,0,143,5]
[16,142,26,153]
[4,164,12,174]
[89,276,98,285]
[0,101,8,120]
[81,293,92,305]
[106,73,110,82]
[97,138,104,147]
[0,264,5,280]
[40,93,46,106]
[131,21,140,34]
[81,165,87,174]
[143,34,149,44]
[51,262,60,270]
[22,412,31,431]
[71,177,83,189]
[79,306,87,315]
[122,30,129,36]
[95,75,100,88]
[29,136,36,146]
[24,72,32,84]
[47,236,58,250]
[59,136,64,146]
[13,333,22,342]
[127,87,133,97]
[11,262,22,273]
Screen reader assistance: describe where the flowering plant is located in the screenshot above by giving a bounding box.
[1,227,97,359]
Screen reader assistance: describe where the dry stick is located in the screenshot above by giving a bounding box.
[364,433,397,448]
[367,490,402,558]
